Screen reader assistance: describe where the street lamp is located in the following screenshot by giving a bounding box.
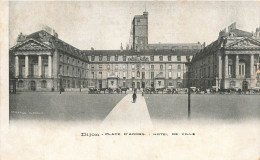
[185,56,191,120]
[79,70,81,92]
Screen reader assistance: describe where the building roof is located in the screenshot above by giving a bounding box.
[230,29,253,37]
[82,49,200,56]
[14,30,88,61]
[192,39,222,62]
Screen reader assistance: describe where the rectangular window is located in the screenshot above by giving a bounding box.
[132,64,135,69]
[142,72,145,79]
[99,72,102,78]
[142,64,145,69]
[178,64,181,70]
[151,65,154,70]
[168,65,172,70]
[123,56,126,61]
[123,71,126,78]
[177,56,181,61]
[107,56,110,61]
[160,65,163,70]
[239,64,245,75]
[115,71,118,77]
[99,56,102,61]
[151,72,154,79]
[99,65,102,69]
[115,56,118,61]
[59,65,62,74]
[59,54,63,62]
[92,72,94,79]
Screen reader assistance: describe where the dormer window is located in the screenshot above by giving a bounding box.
[99,56,103,61]
[159,56,163,61]
[168,56,171,61]
[150,56,154,61]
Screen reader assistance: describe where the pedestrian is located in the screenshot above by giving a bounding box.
[60,88,62,94]
[132,92,137,103]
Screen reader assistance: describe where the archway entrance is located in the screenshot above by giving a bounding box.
[30,81,36,91]
[242,81,248,91]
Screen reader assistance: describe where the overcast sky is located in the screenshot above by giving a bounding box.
[9,1,260,50]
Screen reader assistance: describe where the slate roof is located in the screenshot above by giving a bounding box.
[20,30,88,61]
[231,29,253,37]
[82,49,199,56]
[192,39,223,62]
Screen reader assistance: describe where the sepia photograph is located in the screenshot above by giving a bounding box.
[1,1,260,160]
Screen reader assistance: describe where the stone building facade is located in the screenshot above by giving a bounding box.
[10,30,89,91]
[190,23,260,91]
[9,11,202,91]
[83,48,200,90]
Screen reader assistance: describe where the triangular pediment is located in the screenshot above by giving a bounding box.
[225,37,260,49]
[11,39,52,51]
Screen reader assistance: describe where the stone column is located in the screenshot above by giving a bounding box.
[236,54,239,77]
[218,55,222,79]
[48,55,52,77]
[15,56,19,77]
[38,55,42,77]
[25,55,29,77]
[225,54,229,78]
[250,54,254,78]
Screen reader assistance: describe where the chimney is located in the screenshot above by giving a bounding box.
[120,43,123,52]
[143,11,148,17]
[228,22,236,32]
[91,47,94,51]
[256,27,260,38]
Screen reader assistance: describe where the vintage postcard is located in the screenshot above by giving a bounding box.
[1,1,260,160]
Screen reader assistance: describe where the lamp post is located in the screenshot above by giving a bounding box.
[79,70,81,92]
[186,56,191,120]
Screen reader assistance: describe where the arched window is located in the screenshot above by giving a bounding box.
[41,80,47,88]
[18,80,24,88]
[137,71,140,77]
